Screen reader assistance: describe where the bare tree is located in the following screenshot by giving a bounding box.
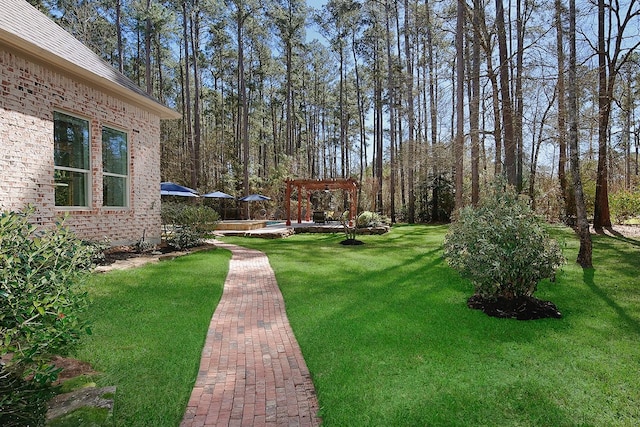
[593,0,640,230]
[568,0,593,268]
[454,0,464,210]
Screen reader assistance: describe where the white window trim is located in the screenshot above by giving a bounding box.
[102,125,130,209]
[53,110,92,209]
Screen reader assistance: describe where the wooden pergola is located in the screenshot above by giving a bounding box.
[285,178,359,226]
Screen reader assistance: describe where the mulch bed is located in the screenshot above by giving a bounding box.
[467,294,562,320]
[99,244,176,266]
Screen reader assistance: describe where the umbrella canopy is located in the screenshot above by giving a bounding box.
[160,182,199,197]
[239,194,271,202]
[202,191,235,199]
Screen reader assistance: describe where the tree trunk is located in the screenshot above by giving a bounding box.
[568,0,593,268]
[404,0,416,223]
[116,0,123,73]
[470,0,481,205]
[454,0,464,210]
[496,0,516,186]
[555,0,576,222]
[181,2,195,189]
[145,0,152,95]
[593,0,612,230]
[190,2,201,189]
[385,1,397,222]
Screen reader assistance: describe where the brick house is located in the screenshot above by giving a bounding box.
[0,0,180,245]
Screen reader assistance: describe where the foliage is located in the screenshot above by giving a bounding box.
[417,174,455,223]
[443,182,565,300]
[610,189,640,223]
[0,367,56,427]
[355,211,385,228]
[161,202,219,249]
[0,207,94,426]
[84,238,111,265]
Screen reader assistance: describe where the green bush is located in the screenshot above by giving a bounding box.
[356,211,385,228]
[610,190,640,224]
[0,207,94,426]
[161,202,219,249]
[443,182,565,300]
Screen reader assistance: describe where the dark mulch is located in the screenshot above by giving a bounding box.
[340,239,364,246]
[467,294,562,320]
[98,244,178,266]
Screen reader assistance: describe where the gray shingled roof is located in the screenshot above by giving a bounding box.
[0,0,179,119]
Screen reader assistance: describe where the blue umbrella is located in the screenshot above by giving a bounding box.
[238,194,271,202]
[239,194,271,219]
[161,182,199,197]
[202,191,235,199]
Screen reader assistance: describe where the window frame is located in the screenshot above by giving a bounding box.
[101,125,130,208]
[53,110,91,209]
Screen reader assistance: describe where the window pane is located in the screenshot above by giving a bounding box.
[54,112,89,170]
[102,127,128,175]
[55,169,87,207]
[103,175,127,207]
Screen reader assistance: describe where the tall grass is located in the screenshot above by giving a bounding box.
[224,225,640,426]
[71,249,230,427]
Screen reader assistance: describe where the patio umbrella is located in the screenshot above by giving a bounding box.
[160,182,199,197]
[238,194,271,202]
[202,191,235,199]
[238,194,271,219]
[202,191,234,219]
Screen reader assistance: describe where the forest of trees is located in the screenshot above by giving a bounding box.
[32,0,640,229]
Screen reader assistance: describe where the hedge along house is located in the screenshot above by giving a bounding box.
[0,0,180,245]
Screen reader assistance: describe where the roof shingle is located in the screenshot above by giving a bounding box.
[0,0,179,119]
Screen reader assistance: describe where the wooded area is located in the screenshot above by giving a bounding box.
[34,0,640,228]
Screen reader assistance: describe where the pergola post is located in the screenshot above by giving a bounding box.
[285,181,292,226]
[297,184,302,223]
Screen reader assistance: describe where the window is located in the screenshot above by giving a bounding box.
[102,126,128,207]
[54,111,90,207]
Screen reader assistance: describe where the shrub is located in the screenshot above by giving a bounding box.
[443,182,565,300]
[356,211,385,228]
[161,202,219,249]
[0,207,94,426]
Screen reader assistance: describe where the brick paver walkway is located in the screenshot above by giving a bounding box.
[181,242,321,427]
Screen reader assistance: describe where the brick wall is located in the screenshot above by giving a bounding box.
[0,49,162,245]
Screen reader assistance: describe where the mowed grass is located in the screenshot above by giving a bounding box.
[223,225,640,426]
[70,249,231,427]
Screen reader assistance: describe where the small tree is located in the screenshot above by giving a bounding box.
[161,202,219,249]
[443,182,565,318]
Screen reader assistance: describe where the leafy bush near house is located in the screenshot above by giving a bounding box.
[161,202,219,249]
[610,190,640,224]
[0,207,94,426]
[443,182,565,301]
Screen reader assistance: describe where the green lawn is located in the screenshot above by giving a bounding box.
[70,225,640,426]
[223,225,640,426]
[70,249,230,427]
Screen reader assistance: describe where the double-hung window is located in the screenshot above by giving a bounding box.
[54,111,90,207]
[102,126,128,207]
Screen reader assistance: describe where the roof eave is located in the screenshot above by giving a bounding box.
[0,29,181,120]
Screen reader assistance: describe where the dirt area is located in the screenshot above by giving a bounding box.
[590,224,640,238]
[95,242,217,272]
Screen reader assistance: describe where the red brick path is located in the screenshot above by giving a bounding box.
[181,242,321,427]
